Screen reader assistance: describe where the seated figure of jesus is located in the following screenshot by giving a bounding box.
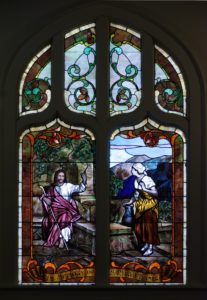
[40,168,87,248]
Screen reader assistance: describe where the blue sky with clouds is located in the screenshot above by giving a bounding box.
[110,135,172,167]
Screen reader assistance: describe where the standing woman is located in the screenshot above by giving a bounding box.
[125,163,160,256]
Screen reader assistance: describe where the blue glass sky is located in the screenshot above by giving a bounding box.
[110,135,172,167]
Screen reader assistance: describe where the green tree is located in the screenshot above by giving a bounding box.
[110,170,123,197]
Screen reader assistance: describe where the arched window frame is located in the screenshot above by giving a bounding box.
[0,1,205,296]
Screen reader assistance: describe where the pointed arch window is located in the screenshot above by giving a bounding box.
[17,18,189,287]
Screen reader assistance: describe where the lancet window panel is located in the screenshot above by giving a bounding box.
[109,119,187,285]
[18,119,96,285]
[64,24,96,116]
[110,23,142,116]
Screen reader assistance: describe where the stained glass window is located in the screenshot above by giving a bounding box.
[18,119,96,285]
[19,45,51,116]
[64,24,96,115]
[17,21,188,287]
[110,23,142,116]
[109,119,186,285]
[155,45,187,116]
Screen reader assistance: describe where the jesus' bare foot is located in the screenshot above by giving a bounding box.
[59,238,65,248]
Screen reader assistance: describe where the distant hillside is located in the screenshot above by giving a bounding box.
[143,155,172,170]
[111,154,172,176]
[126,154,151,163]
[148,162,172,201]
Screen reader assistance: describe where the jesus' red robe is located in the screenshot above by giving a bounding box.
[41,186,81,247]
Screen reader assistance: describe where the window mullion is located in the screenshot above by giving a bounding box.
[95,15,110,287]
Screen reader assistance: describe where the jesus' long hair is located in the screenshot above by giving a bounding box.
[53,169,68,185]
